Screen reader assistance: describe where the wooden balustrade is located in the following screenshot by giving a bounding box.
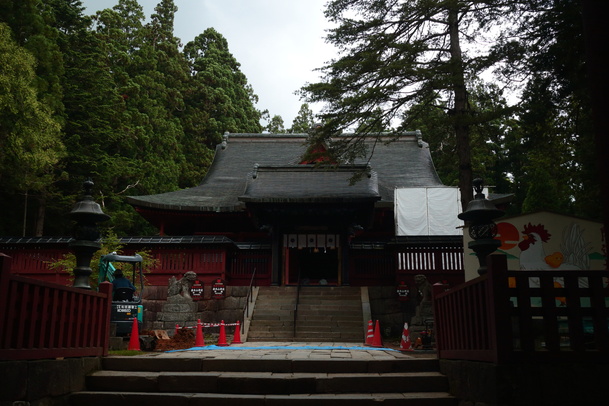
[3,243,464,287]
[230,250,271,285]
[433,254,609,364]
[0,255,112,360]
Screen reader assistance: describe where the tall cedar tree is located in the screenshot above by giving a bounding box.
[301,0,518,207]
[0,1,65,236]
[90,0,188,233]
[183,28,262,141]
[502,0,600,220]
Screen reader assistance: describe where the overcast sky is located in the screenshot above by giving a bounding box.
[80,0,336,126]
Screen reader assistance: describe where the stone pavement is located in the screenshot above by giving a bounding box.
[139,341,436,360]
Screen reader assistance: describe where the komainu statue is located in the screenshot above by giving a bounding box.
[167,271,197,302]
[411,274,434,326]
[414,274,433,303]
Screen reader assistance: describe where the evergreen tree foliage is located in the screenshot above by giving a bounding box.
[504,0,600,219]
[181,27,262,186]
[301,0,519,207]
[264,114,287,133]
[0,0,601,236]
[0,0,263,236]
[0,22,64,235]
[290,103,316,133]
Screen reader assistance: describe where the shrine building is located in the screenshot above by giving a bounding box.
[125,131,465,288]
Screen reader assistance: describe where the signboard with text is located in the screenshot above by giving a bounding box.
[190,280,204,301]
[212,278,226,299]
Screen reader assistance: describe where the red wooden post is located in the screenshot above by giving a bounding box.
[486,253,511,364]
[432,282,447,356]
[98,282,113,356]
[0,254,12,344]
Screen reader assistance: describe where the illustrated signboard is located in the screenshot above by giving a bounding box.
[462,211,606,281]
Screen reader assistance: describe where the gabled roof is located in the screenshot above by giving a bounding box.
[126,132,444,212]
[239,164,380,203]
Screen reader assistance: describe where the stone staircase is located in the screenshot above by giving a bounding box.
[70,356,458,405]
[247,286,364,342]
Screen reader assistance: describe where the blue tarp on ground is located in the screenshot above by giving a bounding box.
[167,345,399,353]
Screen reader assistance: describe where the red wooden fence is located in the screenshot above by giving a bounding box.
[349,242,464,286]
[230,250,272,285]
[145,247,226,285]
[433,254,609,364]
[0,255,112,361]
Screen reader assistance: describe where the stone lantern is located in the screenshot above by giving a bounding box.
[458,178,504,275]
[69,179,110,289]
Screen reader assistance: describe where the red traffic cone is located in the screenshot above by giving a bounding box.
[174,323,179,337]
[365,320,374,346]
[371,320,383,348]
[195,319,205,347]
[399,322,414,352]
[127,318,141,351]
[217,320,229,346]
[232,320,243,344]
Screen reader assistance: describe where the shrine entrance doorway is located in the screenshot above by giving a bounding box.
[283,234,341,285]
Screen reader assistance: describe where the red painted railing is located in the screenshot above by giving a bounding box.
[350,244,464,286]
[0,255,112,361]
[146,248,226,285]
[3,243,464,287]
[433,254,609,364]
[1,247,69,284]
[229,250,272,285]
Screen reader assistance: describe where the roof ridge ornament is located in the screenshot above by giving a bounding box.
[252,163,259,179]
[221,132,229,149]
[416,130,423,147]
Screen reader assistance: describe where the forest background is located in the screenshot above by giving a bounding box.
[0,0,602,238]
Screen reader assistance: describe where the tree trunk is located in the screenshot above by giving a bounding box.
[580,0,609,270]
[22,191,28,237]
[35,196,46,237]
[447,2,473,210]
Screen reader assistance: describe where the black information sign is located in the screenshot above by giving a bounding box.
[212,278,226,299]
[190,280,204,301]
[396,281,410,302]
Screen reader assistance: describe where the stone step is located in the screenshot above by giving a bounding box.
[249,286,366,343]
[297,314,362,321]
[71,357,456,406]
[296,323,363,334]
[296,305,362,313]
[294,320,362,327]
[71,391,457,405]
[85,370,449,394]
[247,332,297,340]
[100,357,442,373]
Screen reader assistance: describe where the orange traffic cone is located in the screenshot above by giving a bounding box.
[127,317,141,351]
[371,320,383,348]
[399,322,414,352]
[217,320,229,346]
[195,319,205,347]
[365,320,374,346]
[232,320,243,344]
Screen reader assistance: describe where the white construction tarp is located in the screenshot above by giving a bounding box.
[395,187,464,236]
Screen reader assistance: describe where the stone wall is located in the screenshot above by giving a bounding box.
[142,285,250,334]
[440,359,609,406]
[368,286,416,336]
[0,357,100,406]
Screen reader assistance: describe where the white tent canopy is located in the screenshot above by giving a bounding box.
[394,187,468,236]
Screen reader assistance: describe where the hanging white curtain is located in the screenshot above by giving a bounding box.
[394,187,464,236]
